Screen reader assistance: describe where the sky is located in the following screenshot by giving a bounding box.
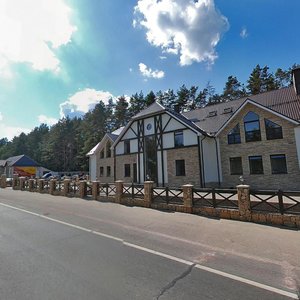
[0,0,299,140]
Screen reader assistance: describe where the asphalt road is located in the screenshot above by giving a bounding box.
[0,189,299,299]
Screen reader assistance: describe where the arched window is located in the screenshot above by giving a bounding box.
[244,112,261,142]
[227,124,241,144]
[265,119,283,140]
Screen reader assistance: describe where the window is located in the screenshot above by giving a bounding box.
[227,124,241,144]
[100,150,104,159]
[270,155,287,174]
[100,167,104,177]
[174,131,184,147]
[175,160,185,176]
[244,112,261,142]
[249,156,264,174]
[124,164,130,177]
[106,142,111,157]
[124,140,130,154]
[230,157,243,175]
[265,119,283,140]
[107,166,111,177]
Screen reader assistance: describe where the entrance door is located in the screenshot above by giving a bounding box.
[144,135,157,183]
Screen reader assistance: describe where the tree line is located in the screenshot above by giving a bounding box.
[0,63,298,172]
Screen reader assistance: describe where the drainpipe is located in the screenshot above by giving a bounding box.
[198,135,206,188]
[214,137,221,187]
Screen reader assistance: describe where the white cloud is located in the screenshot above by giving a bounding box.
[0,113,30,140]
[139,62,165,79]
[159,56,167,60]
[38,115,58,126]
[0,112,3,121]
[134,0,229,66]
[0,0,76,77]
[60,88,115,118]
[240,27,248,39]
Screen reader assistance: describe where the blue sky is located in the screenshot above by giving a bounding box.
[0,0,299,140]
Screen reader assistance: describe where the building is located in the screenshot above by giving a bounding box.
[88,68,300,190]
[1,155,49,178]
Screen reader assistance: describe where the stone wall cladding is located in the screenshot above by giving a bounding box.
[167,147,201,187]
[115,154,137,183]
[219,103,300,190]
[96,139,114,183]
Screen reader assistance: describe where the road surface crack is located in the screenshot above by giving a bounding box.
[154,263,196,299]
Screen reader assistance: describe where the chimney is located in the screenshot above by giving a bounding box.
[292,67,300,95]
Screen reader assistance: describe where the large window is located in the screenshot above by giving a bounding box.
[124,140,130,154]
[265,119,283,140]
[244,112,261,142]
[227,124,241,144]
[124,164,130,177]
[270,154,287,174]
[229,157,243,175]
[174,131,184,147]
[249,156,264,174]
[175,160,185,176]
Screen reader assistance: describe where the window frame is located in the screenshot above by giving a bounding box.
[100,149,104,159]
[100,166,104,177]
[265,119,283,140]
[229,157,243,175]
[249,155,264,175]
[124,140,130,154]
[174,131,184,148]
[175,159,186,176]
[124,164,131,177]
[107,166,111,177]
[270,154,287,174]
[227,124,241,145]
[244,112,261,142]
[106,142,111,158]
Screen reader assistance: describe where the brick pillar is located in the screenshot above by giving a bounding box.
[92,181,100,200]
[182,184,193,213]
[115,180,124,203]
[237,185,252,221]
[144,181,154,208]
[12,175,19,190]
[19,177,26,190]
[63,179,71,197]
[79,181,87,198]
[49,179,56,195]
[28,179,35,192]
[0,174,6,188]
[37,179,45,193]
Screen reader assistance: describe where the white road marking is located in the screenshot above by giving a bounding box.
[0,201,298,299]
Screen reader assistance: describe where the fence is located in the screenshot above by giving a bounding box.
[0,174,300,228]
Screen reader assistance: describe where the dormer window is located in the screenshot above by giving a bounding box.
[223,107,233,114]
[244,112,261,142]
[265,119,283,140]
[208,111,217,117]
[227,124,241,144]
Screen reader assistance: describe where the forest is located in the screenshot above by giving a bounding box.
[0,64,298,172]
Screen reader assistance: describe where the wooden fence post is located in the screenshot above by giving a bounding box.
[19,177,26,191]
[144,181,154,207]
[182,184,194,213]
[12,175,19,190]
[237,185,251,221]
[37,179,45,193]
[28,179,35,192]
[115,180,124,203]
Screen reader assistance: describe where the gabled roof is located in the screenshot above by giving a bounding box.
[132,102,165,119]
[216,98,300,136]
[86,132,119,156]
[0,160,6,167]
[183,86,300,134]
[6,155,40,167]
